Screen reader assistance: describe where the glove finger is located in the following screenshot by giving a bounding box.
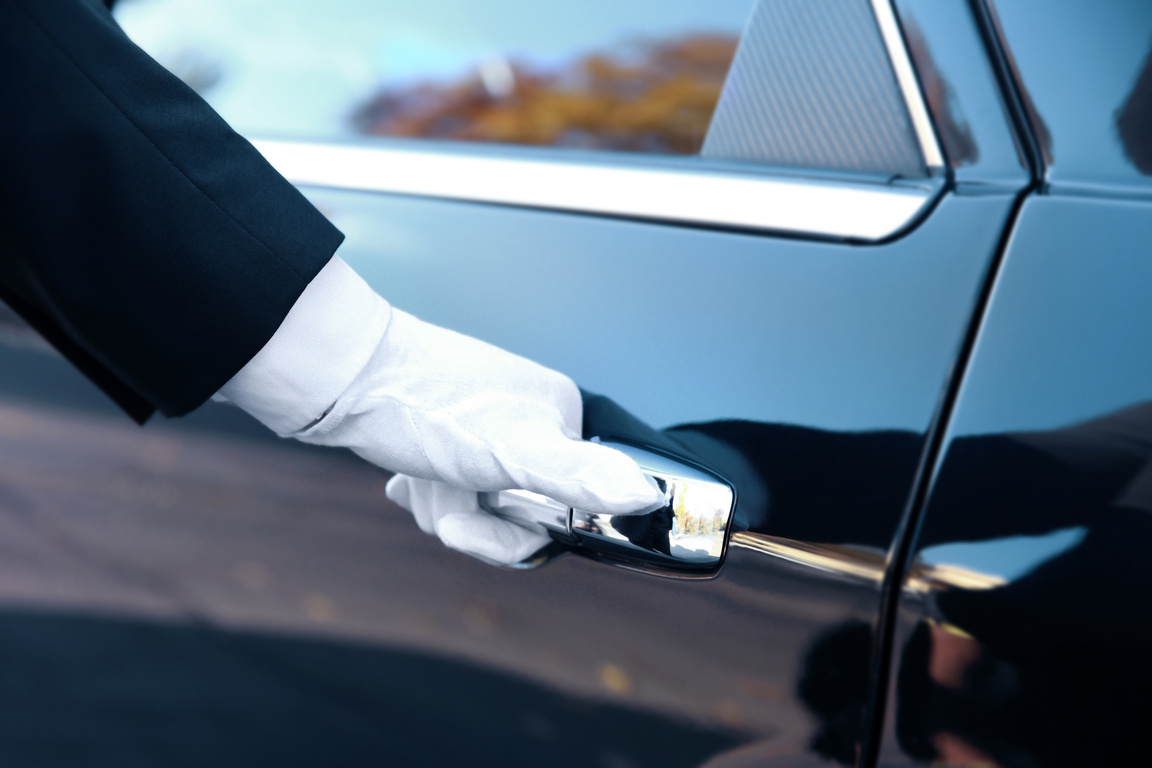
[385,474,475,536]
[504,437,666,517]
[384,473,414,509]
[436,508,552,565]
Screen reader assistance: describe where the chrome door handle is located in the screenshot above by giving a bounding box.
[479,440,736,576]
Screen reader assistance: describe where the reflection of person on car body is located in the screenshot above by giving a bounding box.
[659,401,1152,768]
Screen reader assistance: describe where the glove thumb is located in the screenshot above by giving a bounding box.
[436,509,552,565]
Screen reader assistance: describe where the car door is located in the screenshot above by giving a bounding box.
[875,1,1152,765]
[0,0,1029,765]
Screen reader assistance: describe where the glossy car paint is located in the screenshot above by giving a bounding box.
[0,2,1058,767]
[875,2,1152,766]
[876,200,1152,768]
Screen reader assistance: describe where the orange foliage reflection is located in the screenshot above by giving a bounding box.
[351,34,739,154]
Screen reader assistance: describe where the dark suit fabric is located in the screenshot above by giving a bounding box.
[0,0,344,421]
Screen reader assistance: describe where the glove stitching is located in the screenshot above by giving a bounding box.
[354,389,531,485]
[399,401,439,480]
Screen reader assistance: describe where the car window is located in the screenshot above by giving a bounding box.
[117,0,942,244]
[115,0,753,155]
[117,0,935,178]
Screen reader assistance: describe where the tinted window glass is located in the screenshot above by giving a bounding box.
[116,0,752,154]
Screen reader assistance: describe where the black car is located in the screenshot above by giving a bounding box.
[1,0,1149,765]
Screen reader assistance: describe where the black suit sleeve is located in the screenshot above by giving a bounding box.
[0,0,345,421]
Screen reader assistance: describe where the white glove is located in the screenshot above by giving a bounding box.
[294,304,662,499]
[217,257,663,563]
[300,310,670,565]
[300,308,664,563]
[384,475,553,565]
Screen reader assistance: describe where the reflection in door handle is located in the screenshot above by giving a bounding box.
[479,440,736,576]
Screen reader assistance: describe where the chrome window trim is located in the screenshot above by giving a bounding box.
[870,0,946,171]
[254,139,935,242]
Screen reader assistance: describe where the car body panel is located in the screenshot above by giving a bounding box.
[872,1,1152,762]
[876,194,1152,768]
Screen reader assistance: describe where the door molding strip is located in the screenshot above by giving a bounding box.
[254,139,936,242]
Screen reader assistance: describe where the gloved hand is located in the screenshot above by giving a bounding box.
[384,475,553,565]
[291,305,665,563]
[215,258,663,564]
